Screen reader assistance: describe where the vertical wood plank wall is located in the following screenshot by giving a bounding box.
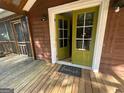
[28,0,76,61]
[29,17,51,61]
[100,1,124,71]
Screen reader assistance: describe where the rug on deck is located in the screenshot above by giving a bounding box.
[58,65,81,77]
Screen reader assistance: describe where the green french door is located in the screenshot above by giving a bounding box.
[56,15,70,60]
[72,6,99,67]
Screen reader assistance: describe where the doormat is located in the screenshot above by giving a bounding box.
[58,65,81,77]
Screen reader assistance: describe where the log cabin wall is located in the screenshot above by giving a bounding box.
[28,0,76,61]
[100,0,124,72]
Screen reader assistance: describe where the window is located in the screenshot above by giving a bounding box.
[14,23,24,42]
[58,19,68,48]
[76,12,94,50]
[21,17,30,41]
[0,22,10,41]
[5,21,15,41]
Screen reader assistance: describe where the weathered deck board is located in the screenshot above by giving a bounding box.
[7,61,46,88]
[90,71,100,93]
[44,71,62,93]
[50,73,66,93]
[0,55,124,93]
[58,75,69,93]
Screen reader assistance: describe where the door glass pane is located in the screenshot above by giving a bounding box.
[85,13,94,26]
[76,40,82,48]
[83,40,90,50]
[58,18,68,48]
[59,39,63,48]
[64,30,68,38]
[76,28,83,38]
[14,23,23,42]
[64,39,67,47]
[77,14,84,26]
[59,30,63,38]
[84,27,92,38]
[59,19,63,28]
[64,20,68,29]
[76,12,94,50]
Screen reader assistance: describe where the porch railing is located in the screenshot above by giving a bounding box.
[0,41,17,55]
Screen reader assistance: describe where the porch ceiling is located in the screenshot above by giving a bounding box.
[0,0,28,14]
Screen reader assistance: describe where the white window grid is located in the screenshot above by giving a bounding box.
[58,20,69,47]
[76,12,93,50]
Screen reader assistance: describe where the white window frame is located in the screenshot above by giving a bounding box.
[48,0,110,72]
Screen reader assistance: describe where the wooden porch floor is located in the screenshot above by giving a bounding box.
[0,55,124,93]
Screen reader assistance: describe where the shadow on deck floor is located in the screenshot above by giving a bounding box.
[0,54,124,93]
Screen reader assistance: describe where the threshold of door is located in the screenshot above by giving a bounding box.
[59,58,72,63]
[56,61,92,70]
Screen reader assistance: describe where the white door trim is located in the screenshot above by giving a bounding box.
[48,0,110,72]
[57,61,92,70]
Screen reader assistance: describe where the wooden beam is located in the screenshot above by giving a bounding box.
[19,0,28,10]
[0,0,26,14]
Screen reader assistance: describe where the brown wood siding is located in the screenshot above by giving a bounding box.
[29,0,124,66]
[100,1,124,72]
[28,0,76,61]
[29,17,51,61]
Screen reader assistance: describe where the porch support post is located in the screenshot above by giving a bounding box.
[48,12,56,64]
